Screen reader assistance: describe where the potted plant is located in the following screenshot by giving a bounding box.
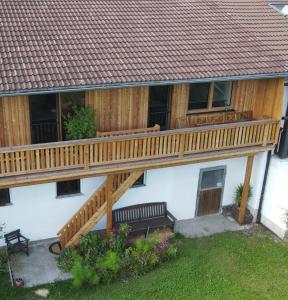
[63,106,96,140]
[15,277,24,287]
[230,183,254,224]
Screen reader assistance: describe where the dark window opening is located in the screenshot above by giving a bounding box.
[132,173,145,187]
[188,81,232,111]
[148,85,171,130]
[29,94,58,144]
[29,92,85,144]
[188,83,210,110]
[57,180,81,197]
[0,189,11,206]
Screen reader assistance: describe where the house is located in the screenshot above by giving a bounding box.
[1,0,288,247]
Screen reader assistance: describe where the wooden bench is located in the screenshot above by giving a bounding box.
[176,110,253,128]
[4,229,29,256]
[112,202,176,236]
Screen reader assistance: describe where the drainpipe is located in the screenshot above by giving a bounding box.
[256,150,272,223]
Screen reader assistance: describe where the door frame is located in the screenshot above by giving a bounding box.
[195,165,227,217]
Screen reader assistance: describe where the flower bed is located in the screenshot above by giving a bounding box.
[57,225,178,288]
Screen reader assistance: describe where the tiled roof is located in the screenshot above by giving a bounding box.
[1,0,288,94]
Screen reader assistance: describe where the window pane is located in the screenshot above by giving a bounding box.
[188,83,210,110]
[201,169,224,189]
[132,173,145,187]
[0,189,10,206]
[57,180,80,196]
[212,81,232,108]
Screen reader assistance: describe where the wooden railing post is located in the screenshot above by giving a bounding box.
[178,133,185,157]
[84,144,89,169]
[262,123,269,146]
[274,121,281,145]
[238,154,254,225]
[106,175,113,234]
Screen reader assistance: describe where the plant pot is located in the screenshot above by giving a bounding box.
[231,204,253,225]
[15,278,24,287]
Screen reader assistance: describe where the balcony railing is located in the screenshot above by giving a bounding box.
[0,119,279,178]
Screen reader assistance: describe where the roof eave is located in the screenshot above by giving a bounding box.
[1,72,288,97]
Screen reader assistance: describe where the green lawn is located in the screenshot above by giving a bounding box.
[1,228,288,300]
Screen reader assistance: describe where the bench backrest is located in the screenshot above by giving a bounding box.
[4,229,20,243]
[113,202,167,224]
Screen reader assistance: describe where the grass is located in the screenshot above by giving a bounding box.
[1,227,288,300]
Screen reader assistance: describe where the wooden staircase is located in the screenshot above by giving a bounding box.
[58,171,143,248]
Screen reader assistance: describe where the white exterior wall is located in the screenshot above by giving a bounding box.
[261,84,288,239]
[261,157,288,238]
[0,153,266,244]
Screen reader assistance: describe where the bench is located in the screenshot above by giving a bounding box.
[112,202,176,236]
[4,229,29,256]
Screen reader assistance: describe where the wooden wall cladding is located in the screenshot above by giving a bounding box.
[0,96,31,147]
[170,84,190,129]
[86,87,149,132]
[231,78,284,120]
[170,78,284,129]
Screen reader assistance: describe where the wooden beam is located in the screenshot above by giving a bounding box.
[106,175,113,234]
[238,155,254,224]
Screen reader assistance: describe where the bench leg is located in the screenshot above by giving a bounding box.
[145,226,150,238]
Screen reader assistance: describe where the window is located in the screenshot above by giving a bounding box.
[132,173,146,187]
[188,82,210,110]
[200,169,225,190]
[271,4,288,16]
[0,189,11,206]
[212,81,232,108]
[57,180,81,197]
[188,81,232,111]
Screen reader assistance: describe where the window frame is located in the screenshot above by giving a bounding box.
[0,189,11,207]
[56,179,81,198]
[187,81,233,114]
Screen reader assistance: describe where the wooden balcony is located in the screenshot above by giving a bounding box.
[0,118,279,188]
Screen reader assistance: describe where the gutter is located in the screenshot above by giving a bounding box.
[256,150,272,224]
[1,71,288,97]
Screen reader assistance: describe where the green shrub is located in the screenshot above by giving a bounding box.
[57,248,76,273]
[235,183,253,206]
[62,224,178,288]
[97,251,122,284]
[109,224,129,255]
[72,254,99,288]
[63,106,96,140]
[0,250,8,273]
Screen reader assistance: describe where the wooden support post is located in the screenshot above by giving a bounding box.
[106,175,113,234]
[238,154,254,225]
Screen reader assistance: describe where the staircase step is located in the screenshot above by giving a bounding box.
[58,171,143,248]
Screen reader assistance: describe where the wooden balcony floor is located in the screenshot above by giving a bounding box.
[0,144,273,189]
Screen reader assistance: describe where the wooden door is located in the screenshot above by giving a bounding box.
[197,188,222,216]
[196,167,226,217]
